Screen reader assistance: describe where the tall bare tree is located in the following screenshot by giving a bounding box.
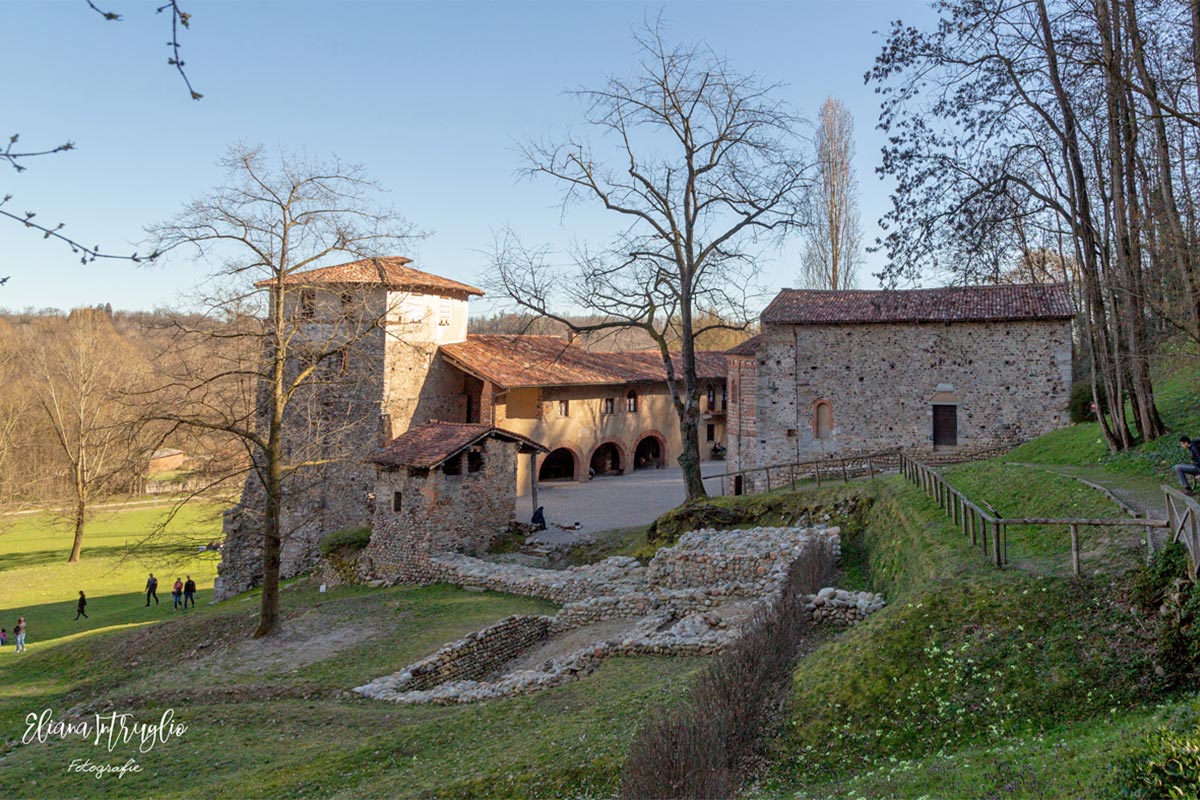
[28,308,151,562]
[148,145,418,637]
[492,22,810,499]
[800,96,862,291]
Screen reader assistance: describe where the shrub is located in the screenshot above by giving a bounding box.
[1069,380,1099,423]
[1133,543,1190,610]
[1108,721,1200,799]
[318,526,372,557]
[619,539,835,798]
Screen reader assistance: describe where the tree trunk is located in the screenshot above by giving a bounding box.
[254,300,288,639]
[678,408,705,500]
[68,495,85,563]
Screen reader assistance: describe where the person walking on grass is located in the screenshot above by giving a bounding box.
[14,618,26,652]
[183,575,196,608]
[75,590,88,620]
[1175,435,1200,494]
[172,577,183,611]
[145,573,159,606]
[1,629,7,647]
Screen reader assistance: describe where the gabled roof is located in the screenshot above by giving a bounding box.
[760,283,1074,325]
[438,335,727,389]
[255,257,484,297]
[725,334,762,357]
[367,422,547,470]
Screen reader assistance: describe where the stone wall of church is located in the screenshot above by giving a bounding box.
[751,319,1072,471]
[725,354,757,494]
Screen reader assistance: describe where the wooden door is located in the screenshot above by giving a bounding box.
[933,405,958,447]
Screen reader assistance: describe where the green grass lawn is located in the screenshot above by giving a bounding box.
[0,502,225,647]
[0,580,701,799]
[0,502,704,799]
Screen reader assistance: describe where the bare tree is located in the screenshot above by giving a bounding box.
[800,97,862,291]
[147,145,419,637]
[27,309,151,562]
[492,21,809,499]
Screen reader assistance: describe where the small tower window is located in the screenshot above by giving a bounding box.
[558,399,570,417]
[814,400,833,440]
[602,397,615,415]
[442,453,463,475]
[706,385,716,411]
[467,447,483,473]
[438,297,452,326]
[392,491,402,513]
[626,390,638,413]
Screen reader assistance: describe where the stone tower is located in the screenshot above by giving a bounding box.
[214,257,483,600]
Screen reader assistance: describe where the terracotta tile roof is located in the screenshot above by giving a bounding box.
[255,257,483,296]
[367,422,547,469]
[725,334,762,357]
[438,335,727,389]
[760,283,1074,325]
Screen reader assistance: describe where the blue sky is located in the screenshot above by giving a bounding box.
[1,0,932,314]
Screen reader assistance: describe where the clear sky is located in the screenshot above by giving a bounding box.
[2,0,932,315]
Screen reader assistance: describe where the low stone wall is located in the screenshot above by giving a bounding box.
[355,608,740,705]
[358,614,553,696]
[647,526,841,591]
[802,587,886,625]
[352,522,867,705]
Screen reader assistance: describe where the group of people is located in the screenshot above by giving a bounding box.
[144,573,198,610]
[1,618,27,652]
[5,573,204,655]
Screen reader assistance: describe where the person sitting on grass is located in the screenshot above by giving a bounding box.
[1,629,6,647]
[1175,435,1200,494]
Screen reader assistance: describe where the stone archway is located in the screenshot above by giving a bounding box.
[539,447,580,482]
[633,431,668,470]
[588,440,626,477]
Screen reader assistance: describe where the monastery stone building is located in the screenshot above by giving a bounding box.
[726,283,1074,491]
[215,256,1073,601]
[215,257,728,599]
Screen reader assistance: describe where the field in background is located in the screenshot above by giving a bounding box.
[0,501,224,647]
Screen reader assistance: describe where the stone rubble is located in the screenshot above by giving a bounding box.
[352,523,885,705]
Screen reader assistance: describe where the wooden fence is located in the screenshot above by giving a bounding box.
[1164,486,1200,580]
[707,450,901,496]
[900,453,1168,576]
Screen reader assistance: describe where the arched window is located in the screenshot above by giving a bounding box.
[814,400,833,440]
[626,390,638,413]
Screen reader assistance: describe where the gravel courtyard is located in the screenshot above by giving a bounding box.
[528,463,727,544]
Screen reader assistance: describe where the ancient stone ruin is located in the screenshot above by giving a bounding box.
[351,524,885,705]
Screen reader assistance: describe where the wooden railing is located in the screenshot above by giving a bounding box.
[900,453,1168,576]
[1164,486,1200,580]
[707,450,901,496]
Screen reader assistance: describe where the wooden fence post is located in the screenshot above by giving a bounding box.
[994,521,1003,568]
[1070,524,1081,578]
[842,458,849,484]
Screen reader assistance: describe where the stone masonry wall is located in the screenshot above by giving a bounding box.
[726,354,757,494]
[215,297,389,601]
[753,319,1072,471]
[361,437,518,579]
[389,614,553,692]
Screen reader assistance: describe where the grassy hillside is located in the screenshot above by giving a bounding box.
[0,503,702,799]
[751,468,1180,799]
